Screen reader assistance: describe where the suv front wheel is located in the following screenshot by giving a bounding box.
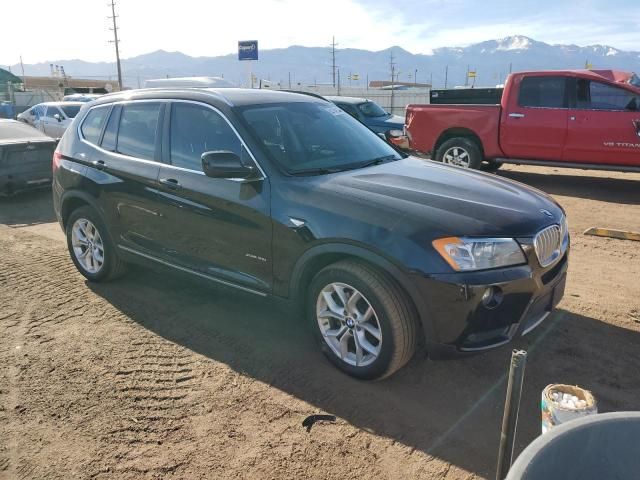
[308,260,418,380]
[66,205,126,282]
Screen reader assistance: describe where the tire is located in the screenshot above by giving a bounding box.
[481,160,502,172]
[66,205,126,282]
[308,260,418,380]
[435,137,483,169]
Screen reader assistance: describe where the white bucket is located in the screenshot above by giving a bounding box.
[541,384,597,434]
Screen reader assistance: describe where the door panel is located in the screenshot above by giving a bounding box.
[500,76,568,160]
[156,167,272,291]
[84,102,165,254]
[564,80,640,166]
[153,101,273,292]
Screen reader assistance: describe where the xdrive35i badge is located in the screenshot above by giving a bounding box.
[540,209,554,218]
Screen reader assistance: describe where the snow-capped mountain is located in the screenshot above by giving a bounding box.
[9,35,640,89]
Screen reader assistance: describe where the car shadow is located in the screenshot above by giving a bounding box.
[0,189,55,226]
[497,170,640,205]
[88,268,640,478]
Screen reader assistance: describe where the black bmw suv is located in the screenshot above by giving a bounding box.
[53,88,568,379]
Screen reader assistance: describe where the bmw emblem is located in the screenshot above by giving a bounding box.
[540,209,554,218]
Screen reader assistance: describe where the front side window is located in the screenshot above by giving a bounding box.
[80,106,109,144]
[518,76,566,108]
[169,102,242,171]
[116,103,162,161]
[357,101,388,118]
[46,106,62,118]
[576,80,638,111]
[239,101,402,175]
[61,105,81,118]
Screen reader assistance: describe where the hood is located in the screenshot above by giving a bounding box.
[367,114,404,129]
[315,157,563,239]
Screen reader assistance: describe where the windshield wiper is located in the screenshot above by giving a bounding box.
[353,155,399,169]
[289,167,346,176]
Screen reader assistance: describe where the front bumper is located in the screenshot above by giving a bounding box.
[412,240,568,358]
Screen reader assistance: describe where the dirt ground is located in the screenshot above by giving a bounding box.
[0,165,639,480]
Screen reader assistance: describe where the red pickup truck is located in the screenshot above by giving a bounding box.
[405,70,640,172]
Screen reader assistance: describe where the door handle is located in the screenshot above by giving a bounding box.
[92,160,106,170]
[508,113,525,118]
[159,178,182,190]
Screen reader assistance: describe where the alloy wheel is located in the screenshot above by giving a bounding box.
[316,282,382,367]
[443,146,471,167]
[71,218,105,274]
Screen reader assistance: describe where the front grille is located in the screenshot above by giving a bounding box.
[534,224,564,267]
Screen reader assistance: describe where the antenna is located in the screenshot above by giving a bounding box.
[108,0,123,90]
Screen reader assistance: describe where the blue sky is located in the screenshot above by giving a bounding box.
[355,0,640,52]
[1,0,639,65]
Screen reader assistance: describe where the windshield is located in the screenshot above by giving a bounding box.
[238,102,403,175]
[61,105,81,118]
[357,101,389,118]
[629,73,640,88]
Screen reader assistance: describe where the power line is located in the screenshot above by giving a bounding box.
[108,0,123,90]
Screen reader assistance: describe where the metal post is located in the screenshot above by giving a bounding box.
[496,349,527,480]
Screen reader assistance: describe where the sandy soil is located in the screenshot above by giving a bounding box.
[0,165,639,480]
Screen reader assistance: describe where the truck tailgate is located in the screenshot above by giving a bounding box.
[406,104,503,157]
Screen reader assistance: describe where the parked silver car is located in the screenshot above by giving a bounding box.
[17,101,83,138]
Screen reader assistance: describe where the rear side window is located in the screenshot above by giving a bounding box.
[101,106,120,152]
[518,77,566,108]
[169,102,242,171]
[116,103,162,161]
[81,106,109,144]
[576,80,638,111]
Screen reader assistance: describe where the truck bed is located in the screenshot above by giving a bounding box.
[406,104,503,158]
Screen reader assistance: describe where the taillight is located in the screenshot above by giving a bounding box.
[53,151,62,172]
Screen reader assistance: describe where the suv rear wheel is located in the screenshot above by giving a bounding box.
[66,206,126,282]
[436,137,482,169]
[308,260,418,380]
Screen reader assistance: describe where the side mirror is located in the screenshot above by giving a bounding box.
[201,151,255,179]
[53,113,62,122]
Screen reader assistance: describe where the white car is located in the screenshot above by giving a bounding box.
[17,102,83,138]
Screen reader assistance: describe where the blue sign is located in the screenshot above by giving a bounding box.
[238,40,258,61]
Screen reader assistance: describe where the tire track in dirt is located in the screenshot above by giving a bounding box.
[99,332,201,477]
[0,231,201,478]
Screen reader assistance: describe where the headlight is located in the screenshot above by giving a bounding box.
[432,237,526,271]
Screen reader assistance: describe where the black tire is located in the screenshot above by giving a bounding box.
[435,137,483,169]
[481,160,503,172]
[308,260,418,380]
[66,205,126,282]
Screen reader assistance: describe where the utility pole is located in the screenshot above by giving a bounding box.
[108,0,123,91]
[465,64,469,87]
[389,50,396,114]
[330,36,338,88]
[444,65,448,88]
[19,56,26,89]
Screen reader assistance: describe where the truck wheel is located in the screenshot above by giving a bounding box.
[66,206,126,282]
[308,260,418,380]
[436,137,482,169]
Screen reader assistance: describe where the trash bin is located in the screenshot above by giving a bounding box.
[506,412,640,480]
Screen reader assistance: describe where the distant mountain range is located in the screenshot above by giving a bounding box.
[9,35,640,89]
